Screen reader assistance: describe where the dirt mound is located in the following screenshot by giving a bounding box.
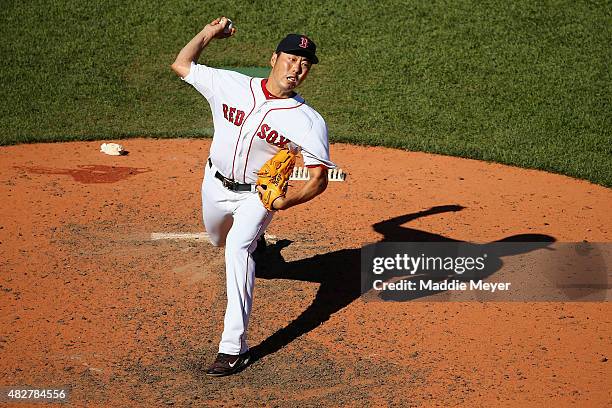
[1,139,610,406]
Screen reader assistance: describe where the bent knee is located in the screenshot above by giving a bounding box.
[207,236,226,247]
[224,239,252,256]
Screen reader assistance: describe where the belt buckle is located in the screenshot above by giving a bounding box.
[222,178,236,190]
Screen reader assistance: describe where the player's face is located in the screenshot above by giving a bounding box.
[269,52,312,93]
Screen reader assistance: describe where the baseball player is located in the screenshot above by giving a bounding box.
[171,17,335,377]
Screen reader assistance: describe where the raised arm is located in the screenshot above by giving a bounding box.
[171,17,236,78]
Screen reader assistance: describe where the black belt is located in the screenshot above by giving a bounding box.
[208,158,256,192]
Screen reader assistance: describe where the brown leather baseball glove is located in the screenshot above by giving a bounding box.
[256,148,297,211]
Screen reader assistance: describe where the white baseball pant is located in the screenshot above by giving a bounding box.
[202,161,273,355]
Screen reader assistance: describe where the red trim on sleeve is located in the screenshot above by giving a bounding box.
[305,164,327,168]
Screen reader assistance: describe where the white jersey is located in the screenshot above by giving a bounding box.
[183,62,335,183]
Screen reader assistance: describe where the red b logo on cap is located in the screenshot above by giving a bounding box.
[299,36,309,48]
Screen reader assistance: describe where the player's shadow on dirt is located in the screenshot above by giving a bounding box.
[252,205,555,361]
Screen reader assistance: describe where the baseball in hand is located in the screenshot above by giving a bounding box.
[222,18,234,34]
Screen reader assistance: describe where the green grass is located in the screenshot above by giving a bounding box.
[1,0,610,186]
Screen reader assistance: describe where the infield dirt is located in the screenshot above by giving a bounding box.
[1,139,610,406]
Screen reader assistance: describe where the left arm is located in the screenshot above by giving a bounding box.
[260,165,328,211]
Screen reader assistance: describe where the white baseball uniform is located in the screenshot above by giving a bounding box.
[182,62,334,355]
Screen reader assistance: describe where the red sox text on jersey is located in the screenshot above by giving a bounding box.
[223,103,290,149]
[184,63,332,184]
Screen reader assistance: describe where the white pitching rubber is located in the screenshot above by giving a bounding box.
[289,166,347,181]
[150,232,278,243]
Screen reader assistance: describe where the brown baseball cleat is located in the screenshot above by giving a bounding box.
[205,351,252,377]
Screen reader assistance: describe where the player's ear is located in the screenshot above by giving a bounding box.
[270,52,278,68]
